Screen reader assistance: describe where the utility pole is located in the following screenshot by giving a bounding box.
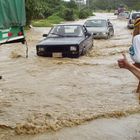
[114,0,116,9]
[86,0,90,9]
[78,0,81,11]
[75,0,85,10]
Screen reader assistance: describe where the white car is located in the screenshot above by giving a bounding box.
[127,11,140,29]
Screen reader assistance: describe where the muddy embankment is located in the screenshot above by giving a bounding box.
[0,13,140,139]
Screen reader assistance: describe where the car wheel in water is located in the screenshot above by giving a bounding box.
[105,33,110,39]
[81,47,86,55]
[111,30,114,36]
[37,52,42,56]
[72,53,80,58]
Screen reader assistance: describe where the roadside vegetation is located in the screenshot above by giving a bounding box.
[26,0,93,27]
[32,15,64,27]
[25,0,140,27]
[88,0,140,12]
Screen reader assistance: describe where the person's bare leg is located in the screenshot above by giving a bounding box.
[133,63,140,103]
[136,81,140,92]
[136,81,140,104]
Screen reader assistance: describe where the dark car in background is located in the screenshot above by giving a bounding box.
[127,11,140,29]
[84,18,114,39]
[36,24,94,58]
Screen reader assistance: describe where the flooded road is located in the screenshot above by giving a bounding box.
[0,13,140,139]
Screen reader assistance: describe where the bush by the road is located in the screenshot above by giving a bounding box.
[26,0,140,26]
[32,15,64,27]
[62,8,76,21]
[32,19,53,27]
[26,0,95,26]
[47,15,64,24]
[79,9,94,19]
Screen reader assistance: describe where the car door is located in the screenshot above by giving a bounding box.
[82,26,93,50]
[107,21,114,36]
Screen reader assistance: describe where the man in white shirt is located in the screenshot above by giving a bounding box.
[131,34,140,63]
[118,17,140,103]
[118,54,140,103]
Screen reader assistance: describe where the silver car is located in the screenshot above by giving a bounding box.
[84,19,114,39]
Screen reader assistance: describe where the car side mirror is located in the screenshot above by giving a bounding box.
[109,24,113,27]
[85,32,91,37]
[43,34,48,37]
[84,25,89,27]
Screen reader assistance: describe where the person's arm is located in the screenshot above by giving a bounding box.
[118,54,140,104]
[118,54,140,80]
[127,63,140,80]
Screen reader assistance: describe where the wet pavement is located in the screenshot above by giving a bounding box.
[0,13,140,140]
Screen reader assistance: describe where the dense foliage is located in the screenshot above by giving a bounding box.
[87,0,140,11]
[25,0,93,25]
[26,0,140,26]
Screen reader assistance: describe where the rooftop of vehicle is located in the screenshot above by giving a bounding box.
[54,24,83,26]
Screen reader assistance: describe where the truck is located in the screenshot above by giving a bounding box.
[0,0,26,45]
[117,5,125,15]
[114,5,126,16]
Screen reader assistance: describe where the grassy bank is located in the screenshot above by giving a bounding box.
[32,15,64,27]
[32,12,95,27]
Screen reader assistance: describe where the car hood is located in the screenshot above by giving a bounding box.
[86,27,107,33]
[37,37,85,46]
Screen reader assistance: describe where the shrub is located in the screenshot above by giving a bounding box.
[62,8,76,21]
[79,9,93,19]
[47,15,64,24]
[32,19,53,27]
[32,15,64,27]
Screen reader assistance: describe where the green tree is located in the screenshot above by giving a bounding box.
[25,0,47,24]
[63,8,75,21]
[25,0,94,25]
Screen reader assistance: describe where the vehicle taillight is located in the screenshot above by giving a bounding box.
[8,32,13,37]
[18,32,23,36]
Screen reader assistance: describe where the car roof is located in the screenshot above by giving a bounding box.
[54,24,83,26]
[130,11,140,14]
[129,12,140,18]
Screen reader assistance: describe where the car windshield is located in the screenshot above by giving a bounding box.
[85,19,107,27]
[132,13,140,19]
[48,25,84,37]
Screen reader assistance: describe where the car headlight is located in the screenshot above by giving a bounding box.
[38,47,45,51]
[70,46,77,51]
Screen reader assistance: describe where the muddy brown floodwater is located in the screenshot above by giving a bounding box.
[0,13,140,140]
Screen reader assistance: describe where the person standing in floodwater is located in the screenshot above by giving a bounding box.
[118,17,140,103]
[118,54,140,103]
[130,17,140,93]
